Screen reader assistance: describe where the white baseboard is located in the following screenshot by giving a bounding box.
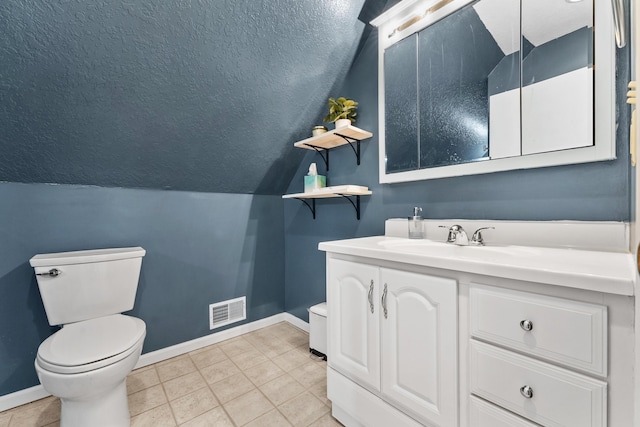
[0,385,50,413]
[0,312,308,412]
[284,312,310,333]
[135,312,308,368]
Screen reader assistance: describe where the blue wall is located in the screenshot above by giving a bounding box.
[0,182,284,396]
[283,25,632,321]
[0,0,374,400]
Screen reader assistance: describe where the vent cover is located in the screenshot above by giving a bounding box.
[209,297,246,330]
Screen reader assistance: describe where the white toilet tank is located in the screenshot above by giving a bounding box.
[30,247,146,326]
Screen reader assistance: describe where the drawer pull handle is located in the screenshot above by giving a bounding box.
[520,319,534,331]
[368,280,374,314]
[520,385,534,399]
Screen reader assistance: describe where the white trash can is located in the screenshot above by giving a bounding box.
[309,302,327,360]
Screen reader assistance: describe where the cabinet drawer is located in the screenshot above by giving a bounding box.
[469,396,538,427]
[470,284,607,376]
[470,340,607,427]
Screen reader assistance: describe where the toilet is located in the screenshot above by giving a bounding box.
[30,247,147,427]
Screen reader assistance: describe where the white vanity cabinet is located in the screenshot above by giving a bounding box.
[319,227,637,427]
[327,257,458,427]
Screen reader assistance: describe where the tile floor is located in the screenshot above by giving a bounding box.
[0,322,343,427]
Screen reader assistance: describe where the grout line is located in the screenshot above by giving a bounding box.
[202,373,238,427]
[156,371,178,427]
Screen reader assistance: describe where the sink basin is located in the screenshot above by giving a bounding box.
[374,237,632,285]
[377,238,542,263]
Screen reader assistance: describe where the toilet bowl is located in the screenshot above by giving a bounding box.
[30,247,147,427]
[35,315,146,427]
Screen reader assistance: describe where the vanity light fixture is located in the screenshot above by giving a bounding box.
[565,0,584,3]
[388,0,454,38]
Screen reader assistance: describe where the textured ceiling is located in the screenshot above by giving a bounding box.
[0,0,367,194]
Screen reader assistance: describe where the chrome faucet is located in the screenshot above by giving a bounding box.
[439,225,469,246]
[471,227,495,246]
[440,225,495,246]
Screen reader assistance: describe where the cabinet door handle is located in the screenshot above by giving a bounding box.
[382,283,388,319]
[368,280,374,314]
[520,319,534,331]
[520,385,534,399]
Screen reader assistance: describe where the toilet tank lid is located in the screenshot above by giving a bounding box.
[30,247,146,267]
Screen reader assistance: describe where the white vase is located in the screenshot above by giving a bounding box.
[335,119,351,129]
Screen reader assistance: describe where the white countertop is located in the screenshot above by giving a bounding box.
[318,236,636,296]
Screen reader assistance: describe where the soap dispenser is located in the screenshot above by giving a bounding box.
[408,207,425,239]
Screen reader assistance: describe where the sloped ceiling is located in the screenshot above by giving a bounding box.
[0,0,368,194]
[473,0,592,55]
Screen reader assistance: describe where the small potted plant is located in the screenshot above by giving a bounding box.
[324,97,358,129]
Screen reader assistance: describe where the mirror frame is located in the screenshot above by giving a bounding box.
[372,0,615,184]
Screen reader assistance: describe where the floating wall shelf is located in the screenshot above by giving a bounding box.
[294,125,373,170]
[282,185,372,220]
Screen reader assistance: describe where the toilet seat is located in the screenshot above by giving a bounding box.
[37,314,146,375]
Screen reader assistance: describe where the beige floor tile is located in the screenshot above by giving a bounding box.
[307,378,330,407]
[199,358,241,385]
[0,413,11,427]
[7,396,60,427]
[189,346,227,370]
[229,348,269,371]
[289,360,326,389]
[244,360,285,386]
[246,335,296,359]
[219,338,256,358]
[223,389,274,426]
[307,413,344,427]
[255,324,281,336]
[179,407,234,427]
[279,330,309,349]
[278,391,329,427]
[209,372,255,404]
[244,409,292,427]
[245,328,279,343]
[42,422,59,427]
[130,403,176,427]
[259,374,306,406]
[162,371,207,402]
[271,323,308,340]
[128,384,168,417]
[169,387,218,425]
[127,366,161,395]
[156,356,197,382]
[272,348,311,372]
[263,322,298,336]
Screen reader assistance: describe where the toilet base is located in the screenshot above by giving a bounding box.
[35,334,144,427]
[60,380,130,427]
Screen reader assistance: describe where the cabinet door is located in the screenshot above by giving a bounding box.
[327,258,380,390]
[380,268,458,427]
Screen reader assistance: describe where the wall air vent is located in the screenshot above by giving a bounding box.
[209,296,246,330]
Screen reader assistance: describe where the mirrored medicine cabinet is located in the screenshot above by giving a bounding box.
[372,0,616,183]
